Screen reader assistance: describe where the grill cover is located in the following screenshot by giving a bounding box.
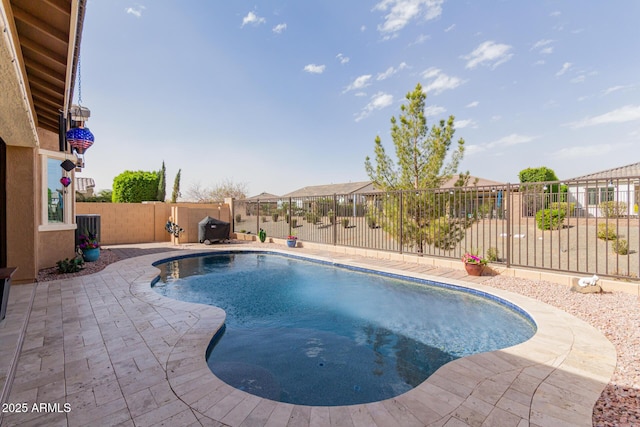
[198,216,230,244]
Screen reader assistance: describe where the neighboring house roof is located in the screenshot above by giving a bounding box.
[282,176,503,198]
[441,175,505,188]
[75,177,95,194]
[244,192,280,200]
[282,181,374,197]
[567,162,640,181]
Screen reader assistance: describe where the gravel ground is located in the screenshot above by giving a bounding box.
[36,248,639,426]
[484,276,640,427]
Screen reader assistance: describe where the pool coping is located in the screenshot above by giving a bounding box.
[0,243,616,426]
[130,247,615,426]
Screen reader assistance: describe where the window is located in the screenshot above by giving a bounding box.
[586,186,614,206]
[40,151,74,229]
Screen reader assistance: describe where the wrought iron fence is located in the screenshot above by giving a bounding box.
[234,176,640,280]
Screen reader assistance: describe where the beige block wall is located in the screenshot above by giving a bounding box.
[77,202,230,245]
[171,203,231,244]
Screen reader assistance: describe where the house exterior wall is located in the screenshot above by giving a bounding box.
[6,145,38,283]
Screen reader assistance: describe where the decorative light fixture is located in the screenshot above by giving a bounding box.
[66,56,95,169]
[60,176,72,187]
[60,159,76,172]
[66,126,94,154]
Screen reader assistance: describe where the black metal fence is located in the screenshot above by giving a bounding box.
[234,176,640,280]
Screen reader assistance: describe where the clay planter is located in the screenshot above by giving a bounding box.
[464,262,484,276]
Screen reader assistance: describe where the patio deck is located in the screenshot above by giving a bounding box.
[0,242,615,426]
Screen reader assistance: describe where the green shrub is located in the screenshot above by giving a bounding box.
[235,213,242,223]
[549,202,575,216]
[367,215,377,229]
[272,213,279,222]
[599,201,627,218]
[597,223,617,240]
[535,209,565,230]
[486,247,499,262]
[341,218,350,228]
[112,170,160,203]
[57,257,84,273]
[612,239,629,255]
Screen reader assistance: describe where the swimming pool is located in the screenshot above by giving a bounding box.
[153,252,536,406]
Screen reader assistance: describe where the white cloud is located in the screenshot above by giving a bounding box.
[424,105,446,117]
[531,39,553,51]
[272,23,287,34]
[602,85,634,96]
[463,41,513,69]
[534,60,546,66]
[344,75,372,92]
[552,142,632,159]
[125,6,145,17]
[567,105,640,129]
[470,133,536,154]
[455,119,477,129]
[336,53,350,65]
[570,75,586,84]
[421,67,465,95]
[444,24,455,32]
[374,0,444,37]
[556,62,571,76]
[465,101,479,108]
[377,62,408,80]
[242,11,266,27]
[410,34,430,46]
[550,11,561,17]
[355,92,394,122]
[303,64,326,74]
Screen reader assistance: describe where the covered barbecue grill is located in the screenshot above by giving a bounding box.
[198,216,230,244]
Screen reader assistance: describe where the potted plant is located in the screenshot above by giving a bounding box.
[286,235,298,248]
[461,252,488,276]
[78,232,100,262]
[258,228,267,243]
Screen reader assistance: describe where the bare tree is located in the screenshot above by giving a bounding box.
[185,179,248,202]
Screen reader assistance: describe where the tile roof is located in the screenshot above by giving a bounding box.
[567,162,640,180]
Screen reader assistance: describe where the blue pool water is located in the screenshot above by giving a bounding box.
[153,252,536,406]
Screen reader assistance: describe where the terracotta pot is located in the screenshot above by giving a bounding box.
[464,262,484,276]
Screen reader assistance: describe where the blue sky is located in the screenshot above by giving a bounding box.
[79,1,640,197]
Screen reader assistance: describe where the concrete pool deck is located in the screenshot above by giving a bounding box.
[0,242,615,426]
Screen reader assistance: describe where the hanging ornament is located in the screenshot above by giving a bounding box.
[66,126,94,154]
[60,176,72,187]
[60,159,76,171]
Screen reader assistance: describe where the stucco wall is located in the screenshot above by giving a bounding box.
[171,204,231,244]
[39,230,75,269]
[6,146,37,283]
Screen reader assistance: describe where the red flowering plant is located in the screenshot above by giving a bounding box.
[461,252,488,265]
[287,235,298,240]
[78,232,100,250]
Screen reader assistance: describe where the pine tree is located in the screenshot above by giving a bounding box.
[171,169,181,203]
[157,161,166,202]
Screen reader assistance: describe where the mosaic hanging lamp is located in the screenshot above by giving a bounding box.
[66,126,94,154]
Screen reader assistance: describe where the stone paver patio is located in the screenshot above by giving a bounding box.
[0,242,615,426]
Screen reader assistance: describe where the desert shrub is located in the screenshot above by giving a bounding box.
[597,223,617,240]
[599,201,627,218]
[486,247,499,262]
[272,213,279,222]
[549,202,575,216]
[291,218,298,228]
[535,209,565,230]
[424,217,470,250]
[341,218,350,228]
[367,215,377,229]
[261,216,267,223]
[328,210,336,224]
[57,257,84,273]
[612,239,629,255]
[235,213,242,223]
